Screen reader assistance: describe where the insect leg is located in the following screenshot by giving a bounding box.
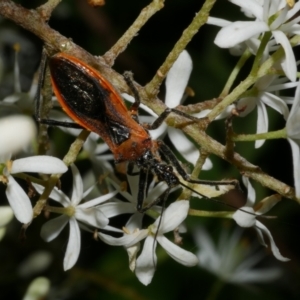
[138,186,172,213]
[157,140,237,187]
[123,71,140,122]
[137,167,149,212]
[123,70,202,127]
[146,107,203,130]
[127,162,140,176]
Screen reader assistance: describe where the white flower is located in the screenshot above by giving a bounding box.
[104,171,169,217]
[233,177,289,261]
[194,227,282,284]
[100,200,198,285]
[1,155,68,224]
[36,164,116,270]
[98,172,174,273]
[0,115,36,156]
[208,0,300,81]
[237,74,295,148]
[286,80,300,199]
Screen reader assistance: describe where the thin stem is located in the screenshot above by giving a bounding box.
[178,150,209,201]
[251,32,272,76]
[232,128,287,142]
[13,173,47,186]
[207,74,256,122]
[220,49,252,97]
[63,130,90,166]
[46,205,68,215]
[33,130,90,218]
[189,209,233,218]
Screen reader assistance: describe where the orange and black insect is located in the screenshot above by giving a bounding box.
[36,52,236,212]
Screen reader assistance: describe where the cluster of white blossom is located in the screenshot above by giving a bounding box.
[1,0,299,289]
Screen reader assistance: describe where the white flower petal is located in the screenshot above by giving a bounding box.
[6,175,33,223]
[256,225,268,247]
[255,194,281,215]
[273,30,297,82]
[230,0,264,20]
[40,215,69,242]
[266,81,298,93]
[232,207,256,227]
[70,164,83,206]
[96,224,123,233]
[127,243,140,272]
[270,5,288,29]
[255,101,268,148]
[23,277,50,300]
[255,221,290,262]
[33,183,70,207]
[149,123,168,140]
[157,235,198,266]
[287,138,300,199]
[63,217,81,270]
[194,226,282,284]
[98,231,141,246]
[100,202,135,218]
[231,267,282,283]
[168,127,200,166]
[286,1,300,20]
[165,50,192,107]
[194,227,220,267]
[75,207,109,228]
[214,21,268,48]
[124,229,149,248]
[0,115,36,156]
[79,190,118,209]
[286,81,300,137]
[11,156,67,174]
[237,97,257,117]
[126,213,144,231]
[261,92,289,120]
[145,181,168,205]
[242,177,256,206]
[135,236,157,286]
[156,200,189,234]
[207,16,232,27]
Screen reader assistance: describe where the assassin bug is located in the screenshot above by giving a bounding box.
[36,52,237,212]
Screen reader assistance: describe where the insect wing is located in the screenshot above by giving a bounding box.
[49,53,147,151]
